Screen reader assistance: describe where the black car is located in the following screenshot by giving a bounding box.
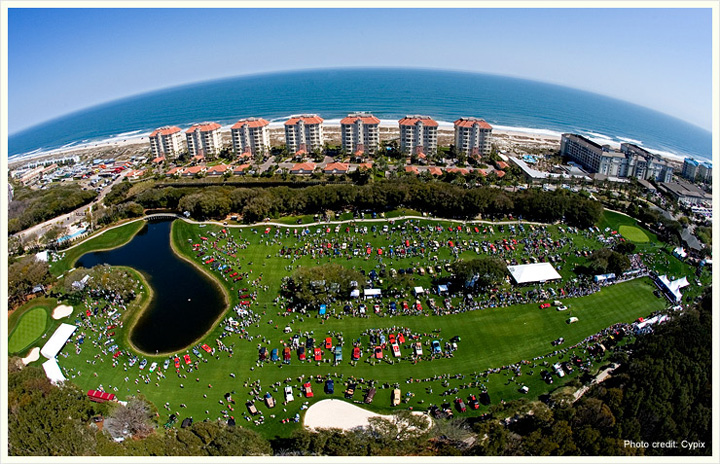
[345,382,357,399]
[541,370,554,384]
[325,378,334,394]
[468,394,479,410]
[306,337,315,349]
[479,391,491,406]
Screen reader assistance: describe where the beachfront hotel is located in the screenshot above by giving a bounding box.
[186,122,223,158]
[454,118,493,158]
[340,112,380,155]
[149,126,184,158]
[682,158,712,183]
[231,118,270,158]
[561,134,673,182]
[399,115,438,156]
[284,115,324,155]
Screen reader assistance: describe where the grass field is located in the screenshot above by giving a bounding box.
[41,213,685,440]
[8,302,51,354]
[618,225,649,243]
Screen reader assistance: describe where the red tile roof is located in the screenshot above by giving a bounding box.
[232,118,269,129]
[495,161,509,169]
[398,116,438,127]
[340,114,380,125]
[357,162,374,170]
[290,162,316,172]
[152,156,165,163]
[454,118,493,129]
[495,170,506,178]
[405,166,419,174]
[166,167,183,176]
[285,115,324,126]
[428,167,443,176]
[324,162,349,173]
[233,164,251,173]
[446,167,471,175]
[238,151,252,159]
[207,164,228,174]
[150,126,182,137]
[184,166,206,174]
[186,122,221,133]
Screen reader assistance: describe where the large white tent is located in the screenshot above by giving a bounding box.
[42,359,66,384]
[40,323,77,359]
[507,263,562,285]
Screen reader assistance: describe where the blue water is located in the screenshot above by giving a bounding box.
[8,68,712,161]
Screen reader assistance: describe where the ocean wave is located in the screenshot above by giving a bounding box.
[492,125,563,138]
[617,136,643,145]
[112,129,143,138]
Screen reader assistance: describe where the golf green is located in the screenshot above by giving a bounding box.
[618,225,649,243]
[9,307,48,354]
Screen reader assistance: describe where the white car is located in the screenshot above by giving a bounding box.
[556,305,568,311]
[284,386,294,402]
[148,362,157,373]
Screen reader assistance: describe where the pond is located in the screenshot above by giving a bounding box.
[77,219,226,354]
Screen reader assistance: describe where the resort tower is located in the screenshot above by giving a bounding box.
[454,118,493,158]
[185,122,222,158]
[340,112,380,155]
[149,126,184,158]
[284,114,324,155]
[231,118,270,158]
[398,115,438,156]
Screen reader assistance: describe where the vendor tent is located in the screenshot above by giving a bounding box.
[41,323,77,359]
[655,275,689,303]
[350,289,360,298]
[87,390,117,403]
[413,286,425,296]
[363,289,382,299]
[42,359,66,384]
[507,263,561,285]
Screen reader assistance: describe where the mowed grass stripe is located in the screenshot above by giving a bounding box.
[9,307,48,354]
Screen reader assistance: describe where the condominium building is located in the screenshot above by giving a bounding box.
[231,118,270,157]
[340,112,380,155]
[185,122,223,158]
[561,134,673,181]
[697,161,712,183]
[398,115,438,155]
[284,114,324,154]
[454,118,493,157]
[682,158,700,180]
[149,126,184,158]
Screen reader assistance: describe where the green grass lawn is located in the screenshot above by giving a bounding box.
[8,300,53,354]
[51,220,145,276]
[618,225,649,243]
[48,214,677,440]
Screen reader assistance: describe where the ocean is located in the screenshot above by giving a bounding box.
[8,68,713,162]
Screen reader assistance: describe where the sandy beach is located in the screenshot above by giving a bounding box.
[303,398,430,431]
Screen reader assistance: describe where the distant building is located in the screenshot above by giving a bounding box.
[682,158,700,181]
[560,134,673,181]
[697,161,712,183]
[284,115,324,155]
[324,162,349,175]
[149,126,184,158]
[399,115,438,156]
[340,112,380,155]
[186,122,222,158]
[454,118,493,157]
[290,162,316,175]
[231,118,270,158]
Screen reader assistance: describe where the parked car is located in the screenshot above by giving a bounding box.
[391,388,401,406]
[303,382,314,398]
[468,394,479,410]
[284,386,294,402]
[431,340,442,354]
[325,378,334,394]
[246,401,259,415]
[364,387,376,404]
[264,393,275,408]
[455,398,467,412]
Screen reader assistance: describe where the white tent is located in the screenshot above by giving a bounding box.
[363,289,382,299]
[42,358,66,384]
[40,323,77,359]
[656,275,689,303]
[350,289,360,298]
[507,263,562,285]
[413,286,425,296]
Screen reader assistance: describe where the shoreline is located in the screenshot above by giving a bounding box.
[9,119,696,168]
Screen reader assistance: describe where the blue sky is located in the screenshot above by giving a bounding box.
[7,7,713,134]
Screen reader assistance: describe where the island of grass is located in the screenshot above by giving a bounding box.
[42,209,703,440]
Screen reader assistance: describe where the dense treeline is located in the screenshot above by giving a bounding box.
[115,180,603,227]
[8,183,97,234]
[7,290,711,456]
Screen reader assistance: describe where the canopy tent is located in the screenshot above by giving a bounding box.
[594,273,616,283]
[363,289,382,299]
[413,286,425,296]
[42,358,66,384]
[437,284,449,294]
[655,275,689,303]
[87,389,117,403]
[349,289,360,298]
[40,323,77,359]
[507,263,562,285]
[672,247,687,259]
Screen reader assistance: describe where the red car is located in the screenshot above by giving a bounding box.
[113,350,122,359]
[303,382,314,398]
[201,344,212,353]
[455,398,467,413]
[468,394,480,410]
[539,303,551,309]
[314,348,322,361]
[402,301,409,311]
[398,333,405,344]
[298,347,306,361]
[283,347,291,361]
[352,347,361,360]
[174,357,180,368]
[374,346,383,359]
[183,354,192,365]
[388,333,396,344]
[325,337,333,349]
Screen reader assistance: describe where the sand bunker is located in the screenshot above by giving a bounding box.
[21,347,40,365]
[303,399,429,431]
[52,305,73,320]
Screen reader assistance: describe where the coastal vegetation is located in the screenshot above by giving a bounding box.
[8,183,97,235]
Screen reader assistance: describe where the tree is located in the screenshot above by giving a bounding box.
[8,255,51,306]
[451,257,507,292]
[104,397,155,440]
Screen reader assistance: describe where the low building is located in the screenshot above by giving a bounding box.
[324,162,349,175]
[182,165,207,177]
[231,118,270,158]
[206,164,229,176]
[658,180,711,205]
[149,126,184,158]
[290,162,316,175]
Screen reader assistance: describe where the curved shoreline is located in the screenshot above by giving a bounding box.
[119,267,156,355]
